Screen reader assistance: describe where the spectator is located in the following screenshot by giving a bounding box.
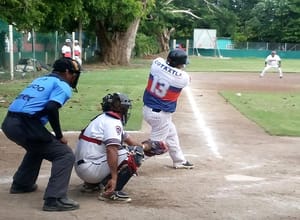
[61,39,72,58]
[73,40,82,65]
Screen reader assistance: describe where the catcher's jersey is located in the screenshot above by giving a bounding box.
[8,74,72,125]
[266,54,281,67]
[75,112,127,163]
[143,57,190,113]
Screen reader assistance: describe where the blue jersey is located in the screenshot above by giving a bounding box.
[8,73,72,124]
[143,57,190,113]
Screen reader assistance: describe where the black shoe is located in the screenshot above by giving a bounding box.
[80,182,104,193]
[10,183,38,194]
[43,197,80,211]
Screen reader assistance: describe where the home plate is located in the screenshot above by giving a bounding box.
[225,174,265,182]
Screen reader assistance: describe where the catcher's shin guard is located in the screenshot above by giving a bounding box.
[100,157,137,191]
[115,164,133,191]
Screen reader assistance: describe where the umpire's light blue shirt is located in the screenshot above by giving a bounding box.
[8,73,72,125]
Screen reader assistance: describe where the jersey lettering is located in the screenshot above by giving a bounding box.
[154,59,182,77]
[27,84,45,92]
[16,94,34,101]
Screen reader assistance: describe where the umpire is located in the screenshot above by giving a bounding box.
[1,58,81,211]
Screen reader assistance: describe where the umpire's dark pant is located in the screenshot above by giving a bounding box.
[1,112,75,199]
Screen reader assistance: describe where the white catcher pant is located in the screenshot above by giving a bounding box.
[260,65,283,77]
[143,105,186,165]
[74,148,128,184]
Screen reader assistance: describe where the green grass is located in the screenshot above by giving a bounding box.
[1,56,300,134]
[220,91,300,136]
[186,56,300,72]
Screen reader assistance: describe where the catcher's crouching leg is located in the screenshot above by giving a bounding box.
[142,139,168,157]
[101,149,143,191]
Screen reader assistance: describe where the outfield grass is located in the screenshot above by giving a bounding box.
[220,91,300,136]
[0,56,300,134]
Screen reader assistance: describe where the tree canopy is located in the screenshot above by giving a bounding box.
[0,0,299,64]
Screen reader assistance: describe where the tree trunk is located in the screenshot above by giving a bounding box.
[158,27,175,53]
[95,19,140,65]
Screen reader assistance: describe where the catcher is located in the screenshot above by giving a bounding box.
[74,92,168,202]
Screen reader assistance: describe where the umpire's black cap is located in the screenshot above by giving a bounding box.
[53,58,80,74]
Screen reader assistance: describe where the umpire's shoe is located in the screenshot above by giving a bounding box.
[10,183,38,194]
[43,197,80,211]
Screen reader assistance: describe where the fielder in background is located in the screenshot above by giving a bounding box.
[260,50,283,78]
[1,58,81,211]
[74,93,167,202]
[142,49,194,169]
[73,40,82,65]
[61,39,72,58]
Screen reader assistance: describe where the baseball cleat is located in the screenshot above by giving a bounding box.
[173,161,194,169]
[98,191,132,202]
[80,182,104,193]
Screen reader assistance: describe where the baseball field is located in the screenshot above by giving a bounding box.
[0,57,299,219]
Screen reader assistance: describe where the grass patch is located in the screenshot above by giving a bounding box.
[0,67,149,131]
[186,56,300,72]
[220,91,300,136]
[1,56,300,133]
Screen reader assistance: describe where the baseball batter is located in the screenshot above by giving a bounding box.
[260,51,283,78]
[143,49,194,169]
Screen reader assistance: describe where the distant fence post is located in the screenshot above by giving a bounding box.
[186,39,189,55]
[9,24,13,80]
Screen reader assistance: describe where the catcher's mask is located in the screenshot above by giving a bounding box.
[167,49,188,67]
[52,58,81,92]
[101,92,132,125]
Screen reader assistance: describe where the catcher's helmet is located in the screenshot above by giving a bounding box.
[101,92,132,125]
[167,49,188,67]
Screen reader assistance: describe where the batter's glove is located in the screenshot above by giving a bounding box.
[142,139,168,157]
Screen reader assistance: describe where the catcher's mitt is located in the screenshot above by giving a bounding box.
[142,139,168,157]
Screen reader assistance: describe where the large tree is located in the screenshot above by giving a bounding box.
[82,0,154,65]
[0,0,154,65]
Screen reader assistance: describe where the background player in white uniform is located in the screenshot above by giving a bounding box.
[73,40,82,65]
[260,51,283,78]
[61,39,72,58]
[142,49,194,169]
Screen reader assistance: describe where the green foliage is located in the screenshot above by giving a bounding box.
[0,0,49,30]
[134,33,160,57]
[85,0,149,32]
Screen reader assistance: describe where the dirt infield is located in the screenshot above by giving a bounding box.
[0,72,299,220]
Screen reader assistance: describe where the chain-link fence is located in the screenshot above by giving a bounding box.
[0,21,98,73]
